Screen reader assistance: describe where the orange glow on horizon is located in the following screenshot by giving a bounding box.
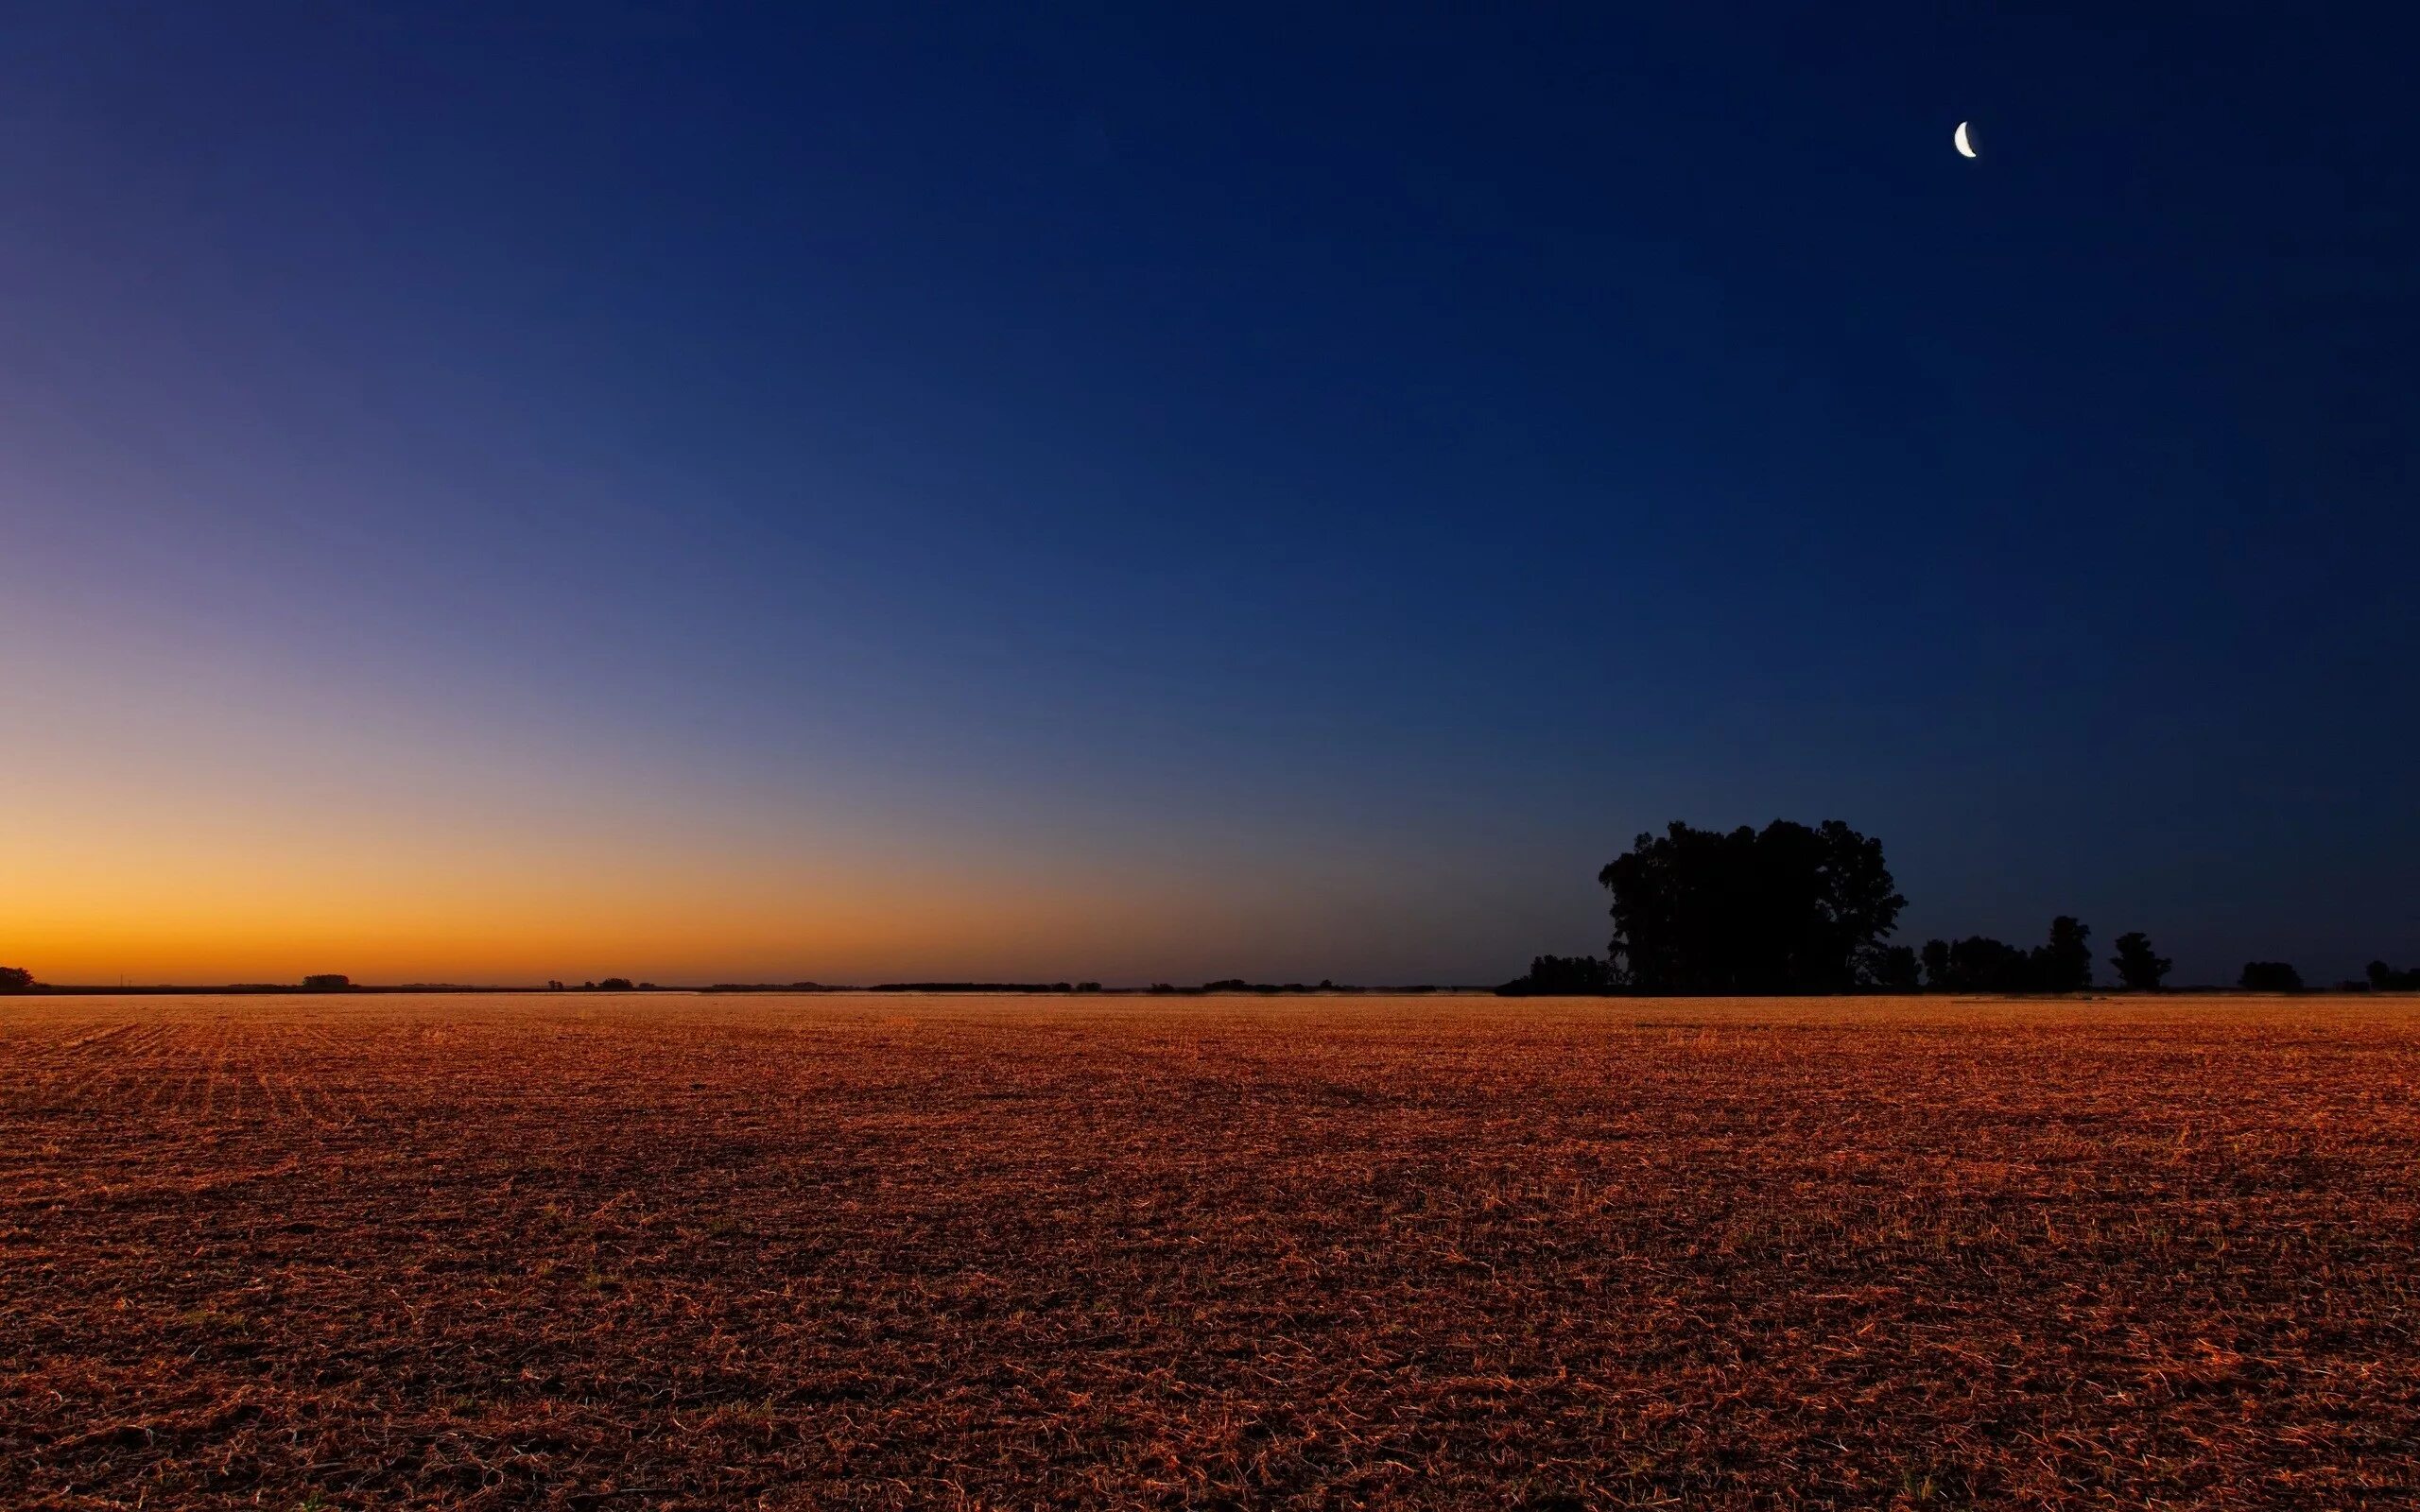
[3,606,1433,988]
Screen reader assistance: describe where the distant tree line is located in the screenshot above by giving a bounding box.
[1495,818,2408,996]
[703,981,836,992]
[1915,918,2096,993]
[4,871,2413,1000]
[1496,955,1615,996]
[1142,980,1467,995]
[871,981,1084,993]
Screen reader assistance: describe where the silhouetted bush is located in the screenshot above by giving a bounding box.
[1495,954,1615,996]
[301,973,351,990]
[0,966,34,992]
[2111,933,2171,991]
[1599,819,1907,992]
[2238,961,2304,992]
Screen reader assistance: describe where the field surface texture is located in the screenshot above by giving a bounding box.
[4,993,2416,1509]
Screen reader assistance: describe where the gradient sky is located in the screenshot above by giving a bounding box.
[6,3,2414,987]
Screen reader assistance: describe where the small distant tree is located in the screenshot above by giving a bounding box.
[2111,933,2171,991]
[0,966,34,992]
[302,973,351,991]
[2238,961,2304,992]
[2031,917,2093,992]
[597,977,634,990]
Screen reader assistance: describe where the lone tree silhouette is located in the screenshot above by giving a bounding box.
[2238,961,2304,992]
[0,966,33,993]
[2111,933,2171,991]
[1598,819,1906,992]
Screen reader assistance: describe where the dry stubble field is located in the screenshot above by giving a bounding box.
[3,991,2416,1510]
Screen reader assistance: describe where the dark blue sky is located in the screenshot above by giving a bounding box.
[5,3,2413,984]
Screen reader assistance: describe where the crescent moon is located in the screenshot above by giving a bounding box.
[1953,121,1977,159]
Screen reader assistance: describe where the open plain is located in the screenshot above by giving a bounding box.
[3,991,2416,1509]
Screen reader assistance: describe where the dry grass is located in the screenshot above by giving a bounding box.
[3,991,2416,1509]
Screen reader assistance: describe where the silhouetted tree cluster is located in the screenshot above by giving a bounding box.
[1495,954,1616,996]
[2110,933,2171,991]
[1599,819,1907,992]
[596,977,636,990]
[1921,936,2030,992]
[0,966,33,993]
[1872,945,1922,991]
[1517,818,2341,997]
[1919,918,2095,992]
[2035,917,2093,991]
[2238,961,2305,992]
[2368,961,2420,991]
[301,973,351,990]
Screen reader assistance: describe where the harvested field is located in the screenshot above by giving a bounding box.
[3,992,2417,1509]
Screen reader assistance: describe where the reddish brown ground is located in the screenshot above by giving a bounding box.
[3,992,2416,1509]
